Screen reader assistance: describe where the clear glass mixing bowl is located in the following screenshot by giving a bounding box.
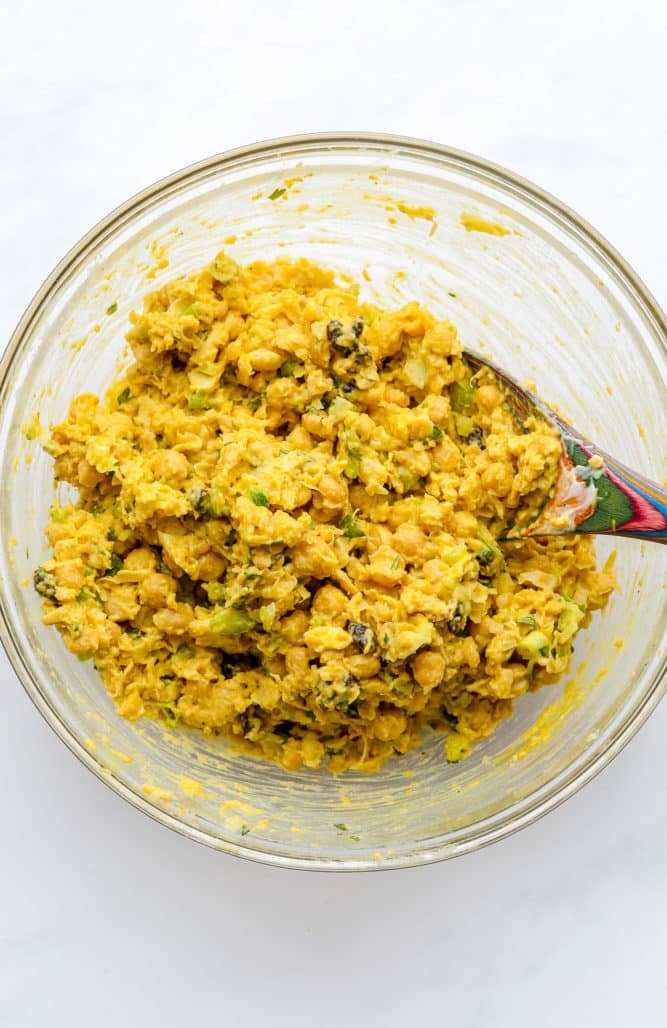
[1,134,665,869]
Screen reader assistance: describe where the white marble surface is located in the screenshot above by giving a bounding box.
[1,2,666,1025]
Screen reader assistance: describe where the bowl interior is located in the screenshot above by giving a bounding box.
[1,137,665,868]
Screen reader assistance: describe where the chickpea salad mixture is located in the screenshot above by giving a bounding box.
[34,253,616,772]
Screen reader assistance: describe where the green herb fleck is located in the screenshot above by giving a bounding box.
[340,512,365,539]
[240,824,251,835]
[76,588,104,609]
[105,302,118,315]
[349,835,361,842]
[268,187,286,200]
[116,387,131,405]
[77,651,93,662]
[334,823,348,832]
[517,615,537,627]
[105,552,124,576]
[160,701,180,724]
[390,555,401,571]
[279,357,300,377]
[181,303,198,317]
[247,485,270,507]
[188,392,209,410]
[248,394,263,411]
[428,424,443,441]
[448,291,457,298]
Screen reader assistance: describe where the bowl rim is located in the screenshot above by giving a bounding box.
[2,131,666,871]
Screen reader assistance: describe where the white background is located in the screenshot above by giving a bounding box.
[1,2,666,1025]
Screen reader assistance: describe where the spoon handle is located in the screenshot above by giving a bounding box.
[550,419,667,542]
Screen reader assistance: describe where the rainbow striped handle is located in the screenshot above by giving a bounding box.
[548,416,667,543]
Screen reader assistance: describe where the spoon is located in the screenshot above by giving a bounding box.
[463,351,667,543]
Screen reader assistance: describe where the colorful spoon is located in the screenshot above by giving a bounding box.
[463,351,667,543]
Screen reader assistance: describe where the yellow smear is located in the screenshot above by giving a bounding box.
[145,238,170,280]
[69,336,87,353]
[220,799,264,816]
[460,212,511,236]
[23,413,42,442]
[177,775,208,798]
[395,201,437,222]
[142,784,174,803]
[511,665,588,760]
[223,235,237,245]
[109,748,133,764]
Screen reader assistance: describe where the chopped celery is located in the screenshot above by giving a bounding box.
[209,608,255,635]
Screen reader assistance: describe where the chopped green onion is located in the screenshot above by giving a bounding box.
[105,302,118,316]
[340,512,365,538]
[279,357,300,377]
[188,392,209,410]
[268,187,286,200]
[116,387,131,405]
[247,485,270,507]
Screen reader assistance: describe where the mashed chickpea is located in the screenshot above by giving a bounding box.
[34,253,616,772]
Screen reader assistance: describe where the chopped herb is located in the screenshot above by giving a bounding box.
[77,651,93,662]
[76,588,104,609]
[240,824,250,835]
[247,394,263,411]
[390,555,401,571]
[125,628,142,639]
[247,485,270,507]
[334,823,349,831]
[344,429,363,460]
[116,387,131,405]
[349,835,361,842]
[517,615,537,627]
[105,552,124,576]
[428,424,443,441]
[105,302,118,315]
[160,701,180,724]
[209,607,255,636]
[340,512,365,538]
[448,291,457,298]
[181,303,198,317]
[268,187,286,200]
[188,392,209,410]
[279,357,300,377]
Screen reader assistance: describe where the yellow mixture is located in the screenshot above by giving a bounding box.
[34,253,616,772]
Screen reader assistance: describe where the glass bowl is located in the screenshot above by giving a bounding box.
[1,133,665,870]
